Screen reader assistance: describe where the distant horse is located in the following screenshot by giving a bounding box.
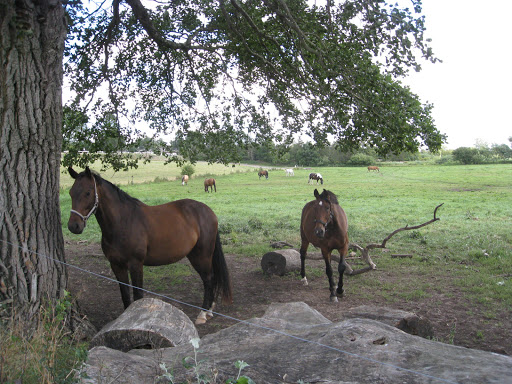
[258,170,269,179]
[67,167,232,324]
[308,172,323,184]
[285,168,294,176]
[181,175,189,185]
[367,166,380,172]
[204,178,216,192]
[300,189,349,302]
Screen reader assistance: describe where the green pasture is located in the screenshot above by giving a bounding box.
[59,163,512,313]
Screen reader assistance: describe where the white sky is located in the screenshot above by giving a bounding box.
[402,0,512,149]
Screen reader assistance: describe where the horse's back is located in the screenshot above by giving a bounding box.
[142,199,218,265]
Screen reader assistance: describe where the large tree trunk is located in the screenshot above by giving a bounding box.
[0,0,67,319]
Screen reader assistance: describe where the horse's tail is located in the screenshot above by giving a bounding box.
[212,232,233,304]
[321,178,323,185]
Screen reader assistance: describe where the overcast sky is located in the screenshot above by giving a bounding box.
[402,0,511,149]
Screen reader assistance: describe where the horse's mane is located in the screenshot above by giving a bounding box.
[318,189,339,205]
[80,170,142,206]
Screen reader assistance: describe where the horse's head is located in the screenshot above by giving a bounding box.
[68,167,99,234]
[312,189,334,238]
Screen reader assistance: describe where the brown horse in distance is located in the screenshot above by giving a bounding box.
[67,167,232,324]
[308,172,323,184]
[258,170,269,179]
[367,166,380,172]
[204,178,216,192]
[300,189,349,302]
[182,175,189,185]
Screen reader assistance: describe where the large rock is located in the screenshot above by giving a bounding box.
[261,249,301,275]
[89,298,198,352]
[79,302,512,383]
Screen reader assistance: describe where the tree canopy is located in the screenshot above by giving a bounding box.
[64,0,445,169]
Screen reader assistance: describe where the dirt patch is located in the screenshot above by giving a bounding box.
[66,241,510,356]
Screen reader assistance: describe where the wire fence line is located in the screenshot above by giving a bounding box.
[0,238,459,384]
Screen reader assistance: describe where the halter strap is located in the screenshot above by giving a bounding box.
[70,176,99,227]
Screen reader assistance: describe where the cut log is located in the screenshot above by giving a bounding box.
[261,249,301,276]
[89,298,199,352]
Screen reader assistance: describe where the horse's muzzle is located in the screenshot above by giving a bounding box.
[315,227,326,238]
[68,220,84,234]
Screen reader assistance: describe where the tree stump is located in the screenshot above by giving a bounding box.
[89,298,199,352]
[261,249,301,276]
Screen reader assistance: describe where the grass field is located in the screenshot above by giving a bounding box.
[59,162,512,311]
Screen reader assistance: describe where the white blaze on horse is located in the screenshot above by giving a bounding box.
[285,168,294,176]
[182,175,189,185]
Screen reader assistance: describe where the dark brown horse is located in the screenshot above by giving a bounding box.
[67,167,232,324]
[204,178,216,192]
[258,170,268,179]
[308,172,323,184]
[300,189,349,302]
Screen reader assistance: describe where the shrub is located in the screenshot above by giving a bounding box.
[181,164,195,177]
[347,153,375,166]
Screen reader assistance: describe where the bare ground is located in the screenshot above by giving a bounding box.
[66,241,510,356]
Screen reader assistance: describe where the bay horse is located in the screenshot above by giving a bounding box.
[204,178,216,192]
[367,166,380,172]
[258,170,268,179]
[181,175,189,185]
[300,189,349,302]
[308,172,323,184]
[67,167,232,324]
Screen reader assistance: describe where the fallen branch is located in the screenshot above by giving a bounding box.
[346,203,443,276]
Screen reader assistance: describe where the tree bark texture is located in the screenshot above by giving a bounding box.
[0,0,67,318]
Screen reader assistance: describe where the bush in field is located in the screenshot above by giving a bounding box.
[347,153,375,166]
[452,147,480,164]
[181,164,195,177]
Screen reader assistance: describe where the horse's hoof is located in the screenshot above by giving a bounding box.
[336,288,345,297]
[195,317,207,325]
[301,277,308,286]
[330,295,338,303]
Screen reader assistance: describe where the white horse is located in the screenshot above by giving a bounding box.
[285,168,294,176]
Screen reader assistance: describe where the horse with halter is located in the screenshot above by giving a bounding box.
[258,170,269,179]
[299,189,349,302]
[67,167,232,324]
[204,178,216,192]
[367,166,380,172]
[181,175,189,185]
[308,172,323,184]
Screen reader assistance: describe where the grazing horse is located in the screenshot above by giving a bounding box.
[367,166,380,172]
[181,175,189,185]
[308,172,323,184]
[258,170,269,179]
[299,189,349,302]
[204,178,216,192]
[67,167,232,324]
[285,168,294,176]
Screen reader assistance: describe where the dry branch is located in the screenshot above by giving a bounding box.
[346,203,443,276]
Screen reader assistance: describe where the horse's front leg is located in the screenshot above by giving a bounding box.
[110,263,132,309]
[322,250,338,302]
[299,238,309,286]
[129,262,144,302]
[336,246,349,298]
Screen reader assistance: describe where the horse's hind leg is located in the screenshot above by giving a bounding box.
[129,263,144,302]
[188,252,215,324]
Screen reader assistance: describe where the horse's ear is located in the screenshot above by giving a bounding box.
[85,167,92,178]
[314,189,320,198]
[68,167,79,179]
